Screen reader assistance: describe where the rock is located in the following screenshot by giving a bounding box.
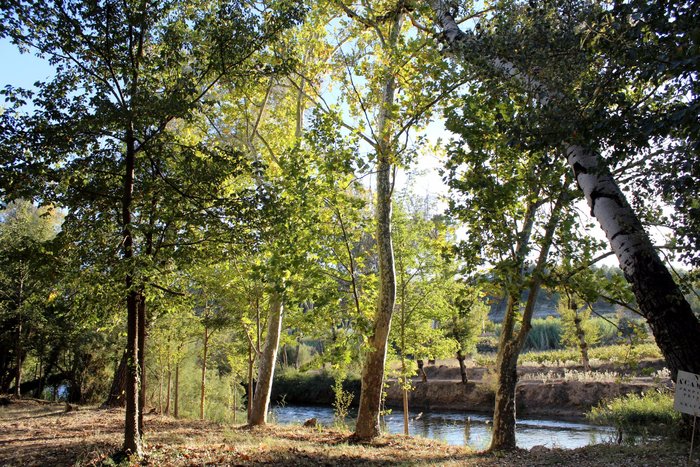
[303,418,317,428]
[65,403,79,412]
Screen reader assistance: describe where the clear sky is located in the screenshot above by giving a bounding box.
[0,39,55,91]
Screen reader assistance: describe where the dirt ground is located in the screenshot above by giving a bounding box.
[1,399,697,466]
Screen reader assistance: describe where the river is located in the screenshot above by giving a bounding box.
[270,405,616,450]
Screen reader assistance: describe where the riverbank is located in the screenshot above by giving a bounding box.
[0,399,695,466]
[273,358,669,420]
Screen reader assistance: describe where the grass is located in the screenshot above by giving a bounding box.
[520,369,622,383]
[587,390,683,441]
[517,342,662,367]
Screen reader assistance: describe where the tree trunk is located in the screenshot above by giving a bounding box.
[567,146,700,378]
[104,352,127,407]
[174,362,179,419]
[14,320,22,398]
[233,380,238,423]
[417,360,427,383]
[457,350,468,384]
[249,290,284,426]
[247,342,254,421]
[490,191,565,451]
[200,326,209,420]
[490,338,519,451]
[137,293,146,436]
[428,0,700,380]
[571,302,591,372]
[354,11,403,441]
[402,383,409,436]
[13,271,24,399]
[122,126,142,456]
[165,365,171,416]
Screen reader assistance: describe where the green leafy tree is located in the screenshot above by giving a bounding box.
[0,200,62,396]
[0,0,304,455]
[428,0,700,401]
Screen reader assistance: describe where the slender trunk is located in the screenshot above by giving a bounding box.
[249,291,284,426]
[14,320,21,398]
[457,350,468,384]
[233,380,238,423]
[490,334,519,451]
[402,358,409,436]
[574,314,591,372]
[165,367,171,416]
[158,368,163,414]
[354,11,403,441]
[247,342,254,421]
[137,293,146,435]
[123,124,141,456]
[13,271,24,398]
[417,359,427,382]
[200,326,209,420]
[105,352,127,407]
[174,362,179,419]
[490,191,565,451]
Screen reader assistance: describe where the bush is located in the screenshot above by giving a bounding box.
[518,342,662,366]
[587,390,682,441]
[522,318,562,351]
[272,368,361,407]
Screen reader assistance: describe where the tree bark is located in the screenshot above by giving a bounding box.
[200,326,209,420]
[122,125,142,456]
[137,293,146,436]
[247,342,254,421]
[104,352,127,407]
[174,362,179,418]
[575,315,591,372]
[165,363,171,416]
[354,10,403,442]
[490,335,519,451]
[567,146,700,378]
[248,290,284,426]
[456,350,468,384]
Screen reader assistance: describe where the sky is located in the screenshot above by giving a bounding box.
[0,39,55,91]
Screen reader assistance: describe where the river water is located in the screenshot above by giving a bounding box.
[271,405,616,450]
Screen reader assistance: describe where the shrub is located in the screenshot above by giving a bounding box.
[587,390,681,441]
[522,318,562,351]
[518,343,662,367]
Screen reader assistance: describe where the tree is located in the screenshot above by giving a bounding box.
[0,200,62,396]
[390,196,459,434]
[428,0,700,400]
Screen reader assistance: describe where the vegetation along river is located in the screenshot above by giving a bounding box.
[271,405,616,450]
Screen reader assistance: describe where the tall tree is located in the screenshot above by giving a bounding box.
[427,0,700,392]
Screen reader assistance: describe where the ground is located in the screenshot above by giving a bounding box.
[1,399,696,466]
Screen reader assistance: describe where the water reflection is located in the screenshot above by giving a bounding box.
[270,405,615,450]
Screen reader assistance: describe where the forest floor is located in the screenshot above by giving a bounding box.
[1,398,696,466]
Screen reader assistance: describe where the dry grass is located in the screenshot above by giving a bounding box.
[0,399,696,466]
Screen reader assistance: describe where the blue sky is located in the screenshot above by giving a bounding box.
[0,39,55,91]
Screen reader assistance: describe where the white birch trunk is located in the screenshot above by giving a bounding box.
[248,290,284,426]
